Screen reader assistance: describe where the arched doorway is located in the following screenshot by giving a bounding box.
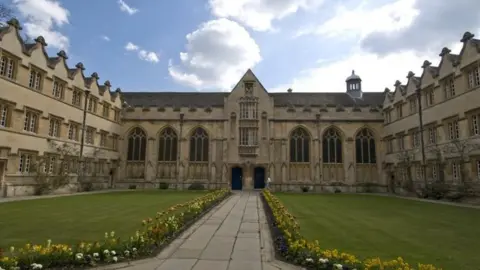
[231,167,243,190]
[254,167,265,189]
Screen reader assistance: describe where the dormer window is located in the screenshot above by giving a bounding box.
[72,89,82,107]
[408,97,417,114]
[103,103,110,118]
[52,79,65,99]
[443,76,455,99]
[88,97,97,113]
[0,53,16,80]
[467,66,480,89]
[29,68,42,90]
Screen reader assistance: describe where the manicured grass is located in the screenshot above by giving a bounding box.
[276,193,480,270]
[0,191,206,248]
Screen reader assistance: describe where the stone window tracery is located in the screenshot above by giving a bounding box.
[355,128,376,164]
[127,127,147,161]
[158,127,178,162]
[289,127,310,163]
[189,128,209,162]
[322,128,342,163]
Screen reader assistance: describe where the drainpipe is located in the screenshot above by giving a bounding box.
[176,113,184,189]
[416,89,427,186]
[79,90,91,183]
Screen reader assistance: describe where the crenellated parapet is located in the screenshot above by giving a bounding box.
[0,18,123,109]
[382,30,480,109]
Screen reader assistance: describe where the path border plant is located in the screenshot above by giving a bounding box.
[0,189,230,270]
[261,190,441,270]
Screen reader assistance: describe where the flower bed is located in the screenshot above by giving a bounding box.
[261,190,441,270]
[0,189,230,270]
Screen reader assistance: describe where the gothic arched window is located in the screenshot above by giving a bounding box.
[189,128,209,162]
[158,127,178,162]
[289,127,310,163]
[127,127,147,161]
[322,127,343,163]
[355,128,376,164]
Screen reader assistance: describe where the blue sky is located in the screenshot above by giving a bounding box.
[5,0,480,93]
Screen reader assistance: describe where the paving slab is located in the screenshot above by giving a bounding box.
[108,192,301,270]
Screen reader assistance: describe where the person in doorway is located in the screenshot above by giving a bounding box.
[266,177,272,190]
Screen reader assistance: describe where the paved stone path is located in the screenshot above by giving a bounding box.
[101,192,300,270]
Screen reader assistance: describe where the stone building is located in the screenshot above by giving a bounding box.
[1,18,479,197]
[382,32,480,191]
[0,19,123,196]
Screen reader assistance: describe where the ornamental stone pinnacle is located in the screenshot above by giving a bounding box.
[421,60,431,68]
[34,36,47,46]
[75,62,85,70]
[57,50,68,59]
[7,18,22,30]
[461,31,475,42]
[439,47,451,57]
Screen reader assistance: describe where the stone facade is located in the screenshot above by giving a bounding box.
[119,71,385,192]
[1,18,479,197]
[0,19,123,196]
[382,32,480,192]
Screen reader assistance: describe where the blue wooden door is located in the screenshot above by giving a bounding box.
[231,167,243,190]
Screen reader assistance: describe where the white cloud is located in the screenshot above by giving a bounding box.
[138,50,159,63]
[295,0,418,39]
[118,0,138,15]
[124,42,159,63]
[209,0,324,31]
[13,0,70,50]
[168,18,261,90]
[102,35,110,41]
[273,39,466,93]
[125,42,139,51]
[283,0,474,93]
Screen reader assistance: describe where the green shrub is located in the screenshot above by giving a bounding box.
[159,182,169,190]
[301,186,310,193]
[128,184,137,190]
[427,182,449,200]
[188,182,205,190]
[81,182,94,192]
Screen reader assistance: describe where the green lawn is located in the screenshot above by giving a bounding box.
[0,191,206,248]
[276,193,480,270]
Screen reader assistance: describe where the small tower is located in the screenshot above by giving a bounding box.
[346,70,362,98]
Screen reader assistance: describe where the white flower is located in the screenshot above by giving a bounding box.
[0,267,5,270]
[93,252,99,257]
[112,256,118,262]
[75,253,84,260]
[103,249,110,255]
[124,250,130,256]
[319,258,329,263]
[105,232,109,238]
[110,250,116,256]
[334,263,343,269]
[31,263,43,269]
[132,247,137,252]
[306,258,313,262]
